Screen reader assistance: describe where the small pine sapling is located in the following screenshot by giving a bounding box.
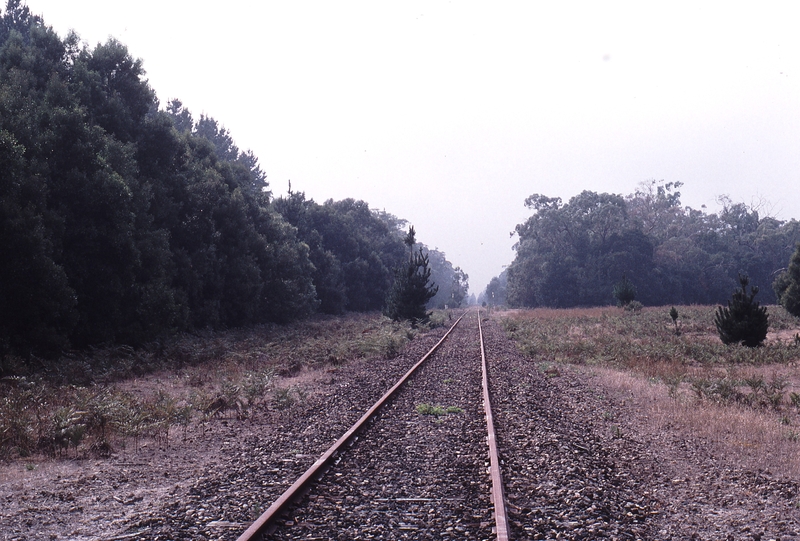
[714,274,769,347]
[669,306,680,335]
[612,275,637,307]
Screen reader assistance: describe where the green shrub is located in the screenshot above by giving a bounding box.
[669,307,680,335]
[714,274,769,347]
[624,300,643,312]
[775,243,800,318]
[415,403,445,416]
[612,275,637,307]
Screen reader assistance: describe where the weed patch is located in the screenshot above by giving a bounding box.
[415,403,462,416]
[0,313,413,459]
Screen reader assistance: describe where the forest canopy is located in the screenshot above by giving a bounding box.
[0,1,465,360]
[496,181,800,309]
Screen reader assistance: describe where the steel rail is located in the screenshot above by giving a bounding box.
[479,311,510,541]
[236,311,468,541]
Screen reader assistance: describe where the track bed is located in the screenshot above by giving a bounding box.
[267,311,493,539]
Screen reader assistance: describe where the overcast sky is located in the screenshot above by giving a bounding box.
[25,1,800,294]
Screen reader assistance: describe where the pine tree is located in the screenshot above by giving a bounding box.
[669,306,680,335]
[612,275,637,307]
[774,243,800,318]
[384,228,438,325]
[714,274,769,347]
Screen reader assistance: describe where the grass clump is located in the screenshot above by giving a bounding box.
[416,403,446,416]
[415,403,462,416]
[273,386,308,411]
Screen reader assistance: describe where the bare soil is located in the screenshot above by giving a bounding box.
[1,312,799,540]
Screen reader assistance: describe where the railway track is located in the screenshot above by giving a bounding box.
[11,309,798,539]
[238,310,509,540]
[99,311,655,540]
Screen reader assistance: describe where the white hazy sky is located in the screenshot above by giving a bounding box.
[24,1,800,294]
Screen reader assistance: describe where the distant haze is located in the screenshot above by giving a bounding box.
[26,1,800,293]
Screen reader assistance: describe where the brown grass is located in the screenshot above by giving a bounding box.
[0,312,427,460]
[595,367,800,478]
[498,305,800,480]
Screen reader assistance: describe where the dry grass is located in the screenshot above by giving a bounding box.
[595,367,800,478]
[500,305,800,370]
[0,312,426,460]
[498,305,800,479]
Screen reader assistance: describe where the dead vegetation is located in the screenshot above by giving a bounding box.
[498,305,800,479]
[0,312,435,460]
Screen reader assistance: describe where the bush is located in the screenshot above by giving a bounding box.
[624,300,643,312]
[669,306,680,335]
[775,243,800,317]
[714,274,769,347]
[613,275,637,307]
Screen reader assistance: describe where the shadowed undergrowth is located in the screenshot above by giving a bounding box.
[0,312,445,460]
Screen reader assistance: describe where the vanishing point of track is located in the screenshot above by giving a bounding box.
[236,310,509,541]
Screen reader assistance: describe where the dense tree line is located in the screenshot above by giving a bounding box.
[496,181,800,308]
[272,191,408,314]
[0,2,463,360]
[273,190,469,314]
[478,270,507,307]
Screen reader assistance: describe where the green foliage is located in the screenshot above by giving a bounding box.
[273,192,410,314]
[404,225,416,251]
[242,369,274,404]
[0,381,37,457]
[775,243,800,318]
[503,305,797,369]
[669,306,680,335]
[613,275,637,306]
[415,403,462,416]
[480,271,507,307]
[690,373,787,409]
[0,4,320,357]
[507,191,651,307]
[714,274,769,347]
[273,386,307,410]
[0,312,425,457]
[624,300,643,312]
[502,180,800,309]
[416,403,445,416]
[0,1,464,361]
[383,241,439,325]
